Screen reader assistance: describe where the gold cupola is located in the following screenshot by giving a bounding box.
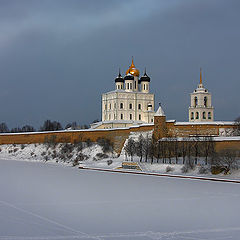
[126,57,140,77]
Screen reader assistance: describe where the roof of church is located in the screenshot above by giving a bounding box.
[125,57,140,77]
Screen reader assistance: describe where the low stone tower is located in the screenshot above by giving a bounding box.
[153,104,168,140]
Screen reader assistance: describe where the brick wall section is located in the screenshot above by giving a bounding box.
[0,125,154,154]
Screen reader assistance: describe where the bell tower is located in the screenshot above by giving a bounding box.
[189,69,214,122]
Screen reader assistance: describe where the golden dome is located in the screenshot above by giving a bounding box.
[126,57,140,77]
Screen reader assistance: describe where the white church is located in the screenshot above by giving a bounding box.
[91,59,214,129]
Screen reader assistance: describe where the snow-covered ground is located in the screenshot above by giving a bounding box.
[0,142,240,180]
[0,159,240,240]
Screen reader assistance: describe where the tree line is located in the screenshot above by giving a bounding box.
[124,134,239,172]
[0,120,90,133]
[124,135,216,165]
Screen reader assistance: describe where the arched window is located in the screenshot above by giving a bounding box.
[105,104,107,110]
[121,114,123,120]
[194,96,198,107]
[120,103,123,109]
[109,103,111,109]
[138,104,141,110]
[130,114,132,120]
[204,97,207,107]
[203,112,206,119]
[129,103,132,109]
[139,114,141,120]
[208,112,211,119]
[196,112,199,119]
[191,112,194,119]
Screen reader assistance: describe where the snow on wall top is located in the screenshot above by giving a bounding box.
[175,121,235,126]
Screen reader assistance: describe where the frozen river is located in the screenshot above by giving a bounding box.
[0,159,240,240]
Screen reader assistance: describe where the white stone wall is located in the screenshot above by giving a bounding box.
[102,91,155,124]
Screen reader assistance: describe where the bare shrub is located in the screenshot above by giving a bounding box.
[181,165,189,173]
[96,153,109,159]
[21,144,25,150]
[212,148,239,173]
[97,138,113,153]
[85,138,92,147]
[13,148,18,153]
[72,158,79,167]
[198,166,209,174]
[0,148,2,152]
[41,151,46,156]
[166,166,174,173]
[107,160,113,165]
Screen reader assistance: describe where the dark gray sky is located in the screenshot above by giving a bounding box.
[0,0,239,128]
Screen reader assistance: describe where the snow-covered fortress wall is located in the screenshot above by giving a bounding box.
[0,124,154,154]
[0,119,239,153]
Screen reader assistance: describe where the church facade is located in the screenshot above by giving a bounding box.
[92,58,155,129]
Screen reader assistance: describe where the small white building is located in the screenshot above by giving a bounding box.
[92,58,155,129]
[189,69,214,122]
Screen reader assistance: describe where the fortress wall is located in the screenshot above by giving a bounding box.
[0,122,238,154]
[0,124,154,154]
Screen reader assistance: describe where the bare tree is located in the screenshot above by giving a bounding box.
[179,139,188,165]
[192,136,200,165]
[202,136,215,165]
[0,123,9,133]
[135,134,144,162]
[172,137,179,164]
[211,148,239,173]
[233,116,240,136]
[124,138,135,161]
[142,135,151,162]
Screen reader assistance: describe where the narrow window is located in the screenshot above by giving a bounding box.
[105,104,107,110]
[139,114,141,120]
[120,103,123,109]
[194,96,198,107]
[135,81,136,89]
[109,104,111,109]
[138,104,141,110]
[144,84,145,90]
[129,103,132,109]
[121,114,123,120]
[114,103,116,109]
[130,114,132,120]
[196,112,199,119]
[204,96,207,107]
[208,112,211,119]
[191,112,194,120]
[203,112,206,119]
[109,114,111,120]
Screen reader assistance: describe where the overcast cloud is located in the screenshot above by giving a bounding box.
[0,0,239,128]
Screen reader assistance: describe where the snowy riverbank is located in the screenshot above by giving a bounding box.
[0,143,240,180]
